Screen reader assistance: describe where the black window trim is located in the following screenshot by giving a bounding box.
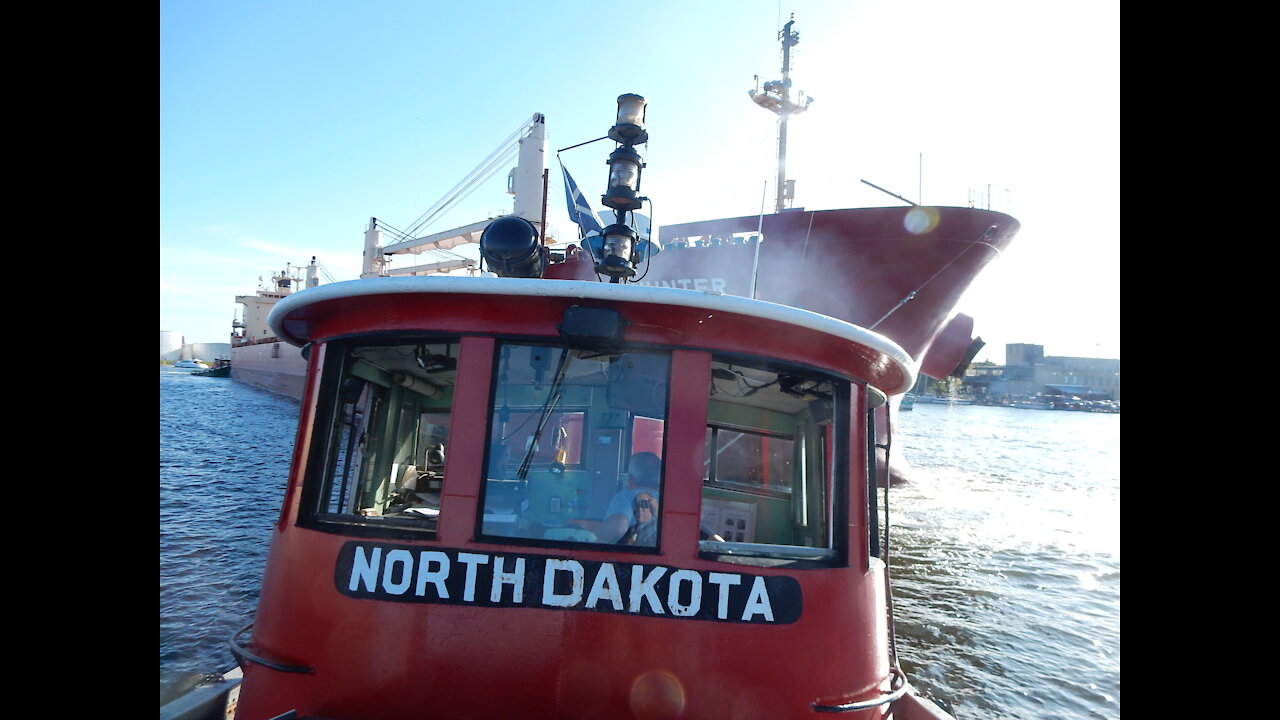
[697,353,856,568]
[296,332,462,540]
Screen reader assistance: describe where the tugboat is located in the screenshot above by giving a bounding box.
[164,20,1019,720]
[191,358,231,378]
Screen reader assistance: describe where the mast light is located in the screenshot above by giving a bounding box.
[609,93,648,145]
[602,145,644,212]
[594,222,638,280]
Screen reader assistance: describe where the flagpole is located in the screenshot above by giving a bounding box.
[540,168,549,246]
[558,158,603,243]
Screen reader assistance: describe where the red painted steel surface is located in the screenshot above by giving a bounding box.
[230,206,1016,403]
[549,205,1017,375]
[271,291,912,396]
[234,289,902,720]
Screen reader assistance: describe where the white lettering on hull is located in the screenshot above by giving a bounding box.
[636,277,729,293]
[335,543,803,624]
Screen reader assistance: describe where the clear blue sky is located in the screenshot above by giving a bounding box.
[160,0,1118,364]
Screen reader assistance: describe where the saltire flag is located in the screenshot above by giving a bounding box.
[560,163,604,238]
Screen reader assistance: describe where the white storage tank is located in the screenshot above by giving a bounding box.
[159,330,183,360]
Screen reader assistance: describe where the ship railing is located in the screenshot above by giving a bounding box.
[231,335,282,348]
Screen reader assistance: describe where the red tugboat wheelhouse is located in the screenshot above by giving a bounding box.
[235,273,928,720]
[173,23,1019,719]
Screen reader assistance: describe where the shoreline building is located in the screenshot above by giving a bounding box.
[963,343,1120,402]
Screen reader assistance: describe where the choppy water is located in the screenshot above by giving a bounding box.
[159,370,1119,718]
[159,367,299,706]
[888,403,1119,719]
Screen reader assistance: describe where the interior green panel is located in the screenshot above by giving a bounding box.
[707,399,795,435]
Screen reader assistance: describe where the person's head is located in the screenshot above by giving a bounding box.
[627,451,661,490]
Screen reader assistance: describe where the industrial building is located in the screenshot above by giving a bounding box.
[962,343,1120,402]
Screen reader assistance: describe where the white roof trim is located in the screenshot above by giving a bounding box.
[270,276,917,392]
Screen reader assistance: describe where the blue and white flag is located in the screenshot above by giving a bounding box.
[561,163,604,238]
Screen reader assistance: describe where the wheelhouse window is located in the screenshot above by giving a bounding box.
[701,358,847,561]
[481,343,669,549]
[304,339,458,535]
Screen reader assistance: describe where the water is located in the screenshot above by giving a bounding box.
[888,403,1119,719]
[159,367,300,705]
[159,370,1119,719]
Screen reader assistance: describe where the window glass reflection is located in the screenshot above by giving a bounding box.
[483,344,670,548]
[702,359,845,558]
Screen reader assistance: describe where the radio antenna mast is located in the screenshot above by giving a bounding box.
[749,15,813,213]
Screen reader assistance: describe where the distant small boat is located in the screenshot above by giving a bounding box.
[901,394,915,410]
[173,360,209,369]
[1010,399,1052,410]
[912,395,972,405]
[192,359,231,377]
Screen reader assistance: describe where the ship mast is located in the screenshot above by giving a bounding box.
[749,15,812,213]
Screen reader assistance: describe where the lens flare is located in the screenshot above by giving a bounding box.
[630,670,686,719]
[903,207,941,235]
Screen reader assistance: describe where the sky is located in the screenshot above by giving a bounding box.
[160,0,1118,365]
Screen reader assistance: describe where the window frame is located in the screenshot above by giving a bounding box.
[475,340,673,553]
[296,334,461,541]
[704,423,798,499]
[697,354,854,566]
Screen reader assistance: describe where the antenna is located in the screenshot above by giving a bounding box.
[749,15,813,213]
